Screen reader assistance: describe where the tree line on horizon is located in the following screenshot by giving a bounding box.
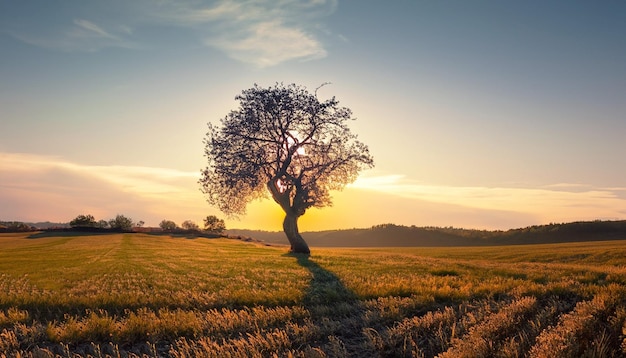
[369,220,626,240]
[225,219,626,247]
[0,214,226,234]
[3,218,625,247]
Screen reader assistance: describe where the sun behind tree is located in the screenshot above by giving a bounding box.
[200,83,374,254]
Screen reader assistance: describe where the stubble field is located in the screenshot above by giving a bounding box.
[0,232,625,357]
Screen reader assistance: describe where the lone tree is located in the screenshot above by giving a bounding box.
[69,214,97,228]
[200,83,374,254]
[159,219,178,231]
[108,214,134,231]
[181,220,200,231]
[204,215,226,234]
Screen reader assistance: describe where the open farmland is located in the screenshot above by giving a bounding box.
[0,232,625,357]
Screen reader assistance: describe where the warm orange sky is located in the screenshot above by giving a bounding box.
[2,152,625,231]
[2,1,626,230]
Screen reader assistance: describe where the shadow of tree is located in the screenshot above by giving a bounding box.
[291,254,358,306]
[287,253,372,355]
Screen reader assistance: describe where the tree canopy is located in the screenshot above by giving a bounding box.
[200,83,373,253]
[159,220,178,231]
[108,214,134,231]
[204,215,226,234]
[69,214,97,228]
[181,220,200,231]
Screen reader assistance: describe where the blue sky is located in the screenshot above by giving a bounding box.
[1,0,626,230]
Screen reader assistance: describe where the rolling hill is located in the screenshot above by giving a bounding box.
[227,220,626,247]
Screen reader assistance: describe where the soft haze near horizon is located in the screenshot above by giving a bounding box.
[2,0,626,231]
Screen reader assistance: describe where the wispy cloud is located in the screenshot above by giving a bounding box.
[351,174,626,224]
[72,19,117,39]
[3,152,625,230]
[0,152,626,230]
[160,0,335,67]
[206,20,326,67]
[0,152,208,225]
[5,0,335,65]
[9,18,136,52]
[1,153,198,198]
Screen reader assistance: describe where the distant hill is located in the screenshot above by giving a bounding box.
[227,220,626,247]
[28,221,70,229]
[0,221,71,233]
[0,221,69,231]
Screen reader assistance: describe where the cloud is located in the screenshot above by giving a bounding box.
[294,185,541,232]
[5,0,335,65]
[350,174,626,225]
[72,19,117,39]
[10,152,622,232]
[0,152,210,225]
[9,18,136,52]
[163,0,334,67]
[206,20,327,67]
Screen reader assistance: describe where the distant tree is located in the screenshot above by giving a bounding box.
[203,215,226,234]
[1,221,32,232]
[159,220,178,231]
[108,214,134,231]
[181,220,199,231]
[200,83,374,254]
[136,220,145,228]
[69,214,97,228]
[96,220,109,229]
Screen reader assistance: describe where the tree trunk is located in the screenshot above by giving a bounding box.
[283,213,310,254]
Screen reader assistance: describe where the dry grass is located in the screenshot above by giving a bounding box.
[1,233,626,357]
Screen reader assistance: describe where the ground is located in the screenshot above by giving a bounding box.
[0,232,625,357]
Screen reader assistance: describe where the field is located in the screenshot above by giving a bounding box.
[0,232,625,357]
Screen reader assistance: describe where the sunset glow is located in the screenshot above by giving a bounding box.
[1,1,625,230]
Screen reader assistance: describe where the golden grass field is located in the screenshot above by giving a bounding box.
[0,232,625,357]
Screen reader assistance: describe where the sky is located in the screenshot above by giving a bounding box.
[1,0,626,232]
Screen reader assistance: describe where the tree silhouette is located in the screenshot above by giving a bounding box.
[159,219,177,231]
[69,214,97,228]
[108,214,134,231]
[181,220,199,231]
[200,83,374,254]
[204,215,226,234]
